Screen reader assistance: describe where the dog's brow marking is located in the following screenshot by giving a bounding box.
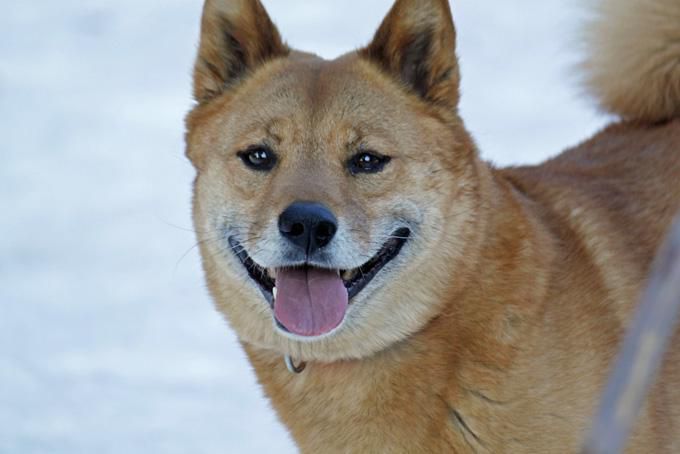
[264,120,284,145]
[345,128,361,148]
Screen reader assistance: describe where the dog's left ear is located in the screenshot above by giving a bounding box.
[361,0,460,110]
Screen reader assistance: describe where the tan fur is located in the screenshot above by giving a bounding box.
[186,0,680,452]
[582,0,680,122]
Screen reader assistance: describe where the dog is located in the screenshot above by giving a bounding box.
[185,0,680,451]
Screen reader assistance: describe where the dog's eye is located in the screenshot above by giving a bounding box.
[348,152,391,175]
[238,147,277,172]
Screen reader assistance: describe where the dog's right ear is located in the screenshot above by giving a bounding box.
[192,0,289,103]
[361,0,460,111]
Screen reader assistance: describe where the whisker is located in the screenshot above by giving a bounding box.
[173,236,218,278]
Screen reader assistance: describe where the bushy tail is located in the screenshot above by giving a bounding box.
[582,0,680,122]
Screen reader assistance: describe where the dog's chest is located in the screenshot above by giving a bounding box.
[253,357,495,453]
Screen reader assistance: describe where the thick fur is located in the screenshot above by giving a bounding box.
[582,0,680,121]
[185,0,680,452]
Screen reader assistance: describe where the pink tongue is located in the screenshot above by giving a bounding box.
[274,268,348,337]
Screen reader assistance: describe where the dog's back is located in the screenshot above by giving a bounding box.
[502,1,680,449]
[503,1,680,449]
[502,123,680,451]
[507,0,680,322]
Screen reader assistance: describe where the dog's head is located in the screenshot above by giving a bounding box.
[186,0,484,362]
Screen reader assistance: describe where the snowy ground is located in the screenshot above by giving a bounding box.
[1,1,607,453]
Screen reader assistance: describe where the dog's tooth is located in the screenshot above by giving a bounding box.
[273,286,277,299]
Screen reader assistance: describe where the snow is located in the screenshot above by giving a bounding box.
[0,1,607,453]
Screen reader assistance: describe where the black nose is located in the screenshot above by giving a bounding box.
[278,202,338,254]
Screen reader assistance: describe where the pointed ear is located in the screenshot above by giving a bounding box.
[361,0,460,110]
[192,0,289,103]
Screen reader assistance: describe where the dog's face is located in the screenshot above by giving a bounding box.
[186,0,482,362]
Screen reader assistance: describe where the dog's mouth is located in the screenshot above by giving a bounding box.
[227,228,410,337]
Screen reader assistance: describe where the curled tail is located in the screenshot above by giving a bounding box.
[582,0,680,122]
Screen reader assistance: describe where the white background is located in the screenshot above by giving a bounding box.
[1,1,608,452]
